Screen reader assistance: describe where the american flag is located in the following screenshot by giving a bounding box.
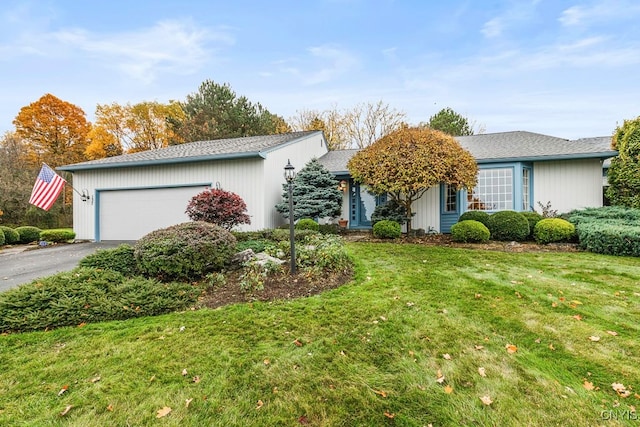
[29,164,66,211]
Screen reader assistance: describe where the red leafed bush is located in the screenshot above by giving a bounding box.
[185,189,251,230]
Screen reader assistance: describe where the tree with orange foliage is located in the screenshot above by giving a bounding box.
[347,127,478,232]
[13,94,91,167]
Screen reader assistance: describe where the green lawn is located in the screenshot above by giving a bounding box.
[1,243,639,426]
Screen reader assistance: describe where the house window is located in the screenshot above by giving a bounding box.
[467,168,513,211]
[444,184,457,212]
[522,168,531,210]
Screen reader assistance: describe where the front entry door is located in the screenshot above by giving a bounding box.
[349,181,385,228]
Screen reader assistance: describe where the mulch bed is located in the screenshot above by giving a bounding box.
[200,233,580,309]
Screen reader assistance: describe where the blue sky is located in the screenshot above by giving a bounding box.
[1,0,639,140]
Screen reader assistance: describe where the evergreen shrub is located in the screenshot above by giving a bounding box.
[40,228,76,243]
[0,226,19,244]
[451,220,490,243]
[134,221,236,281]
[15,226,42,244]
[79,244,139,277]
[533,219,575,244]
[296,218,319,231]
[458,211,490,226]
[371,200,407,226]
[0,229,4,246]
[485,211,529,241]
[521,211,543,238]
[373,220,401,239]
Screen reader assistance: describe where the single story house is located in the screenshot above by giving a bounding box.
[59,130,616,241]
[319,131,616,232]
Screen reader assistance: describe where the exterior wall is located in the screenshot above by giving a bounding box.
[410,186,441,232]
[71,158,265,240]
[533,159,604,214]
[262,133,329,228]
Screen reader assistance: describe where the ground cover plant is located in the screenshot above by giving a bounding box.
[1,243,638,426]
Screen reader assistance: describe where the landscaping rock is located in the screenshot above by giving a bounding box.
[230,249,256,267]
[255,253,285,267]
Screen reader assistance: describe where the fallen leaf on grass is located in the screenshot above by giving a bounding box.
[474,345,484,350]
[373,389,388,398]
[442,353,452,360]
[548,343,555,351]
[444,385,454,394]
[606,331,618,336]
[478,367,487,377]
[182,369,188,376]
[256,400,264,409]
[505,344,518,354]
[57,385,69,396]
[107,404,114,411]
[192,376,201,383]
[90,376,101,383]
[572,314,582,321]
[156,406,172,418]
[263,359,270,365]
[383,411,395,419]
[612,383,631,398]
[551,302,558,308]
[583,381,595,391]
[480,395,493,405]
[77,322,86,328]
[293,339,303,347]
[436,370,445,384]
[60,405,73,416]
[185,398,193,408]
[588,336,601,342]
[298,415,310,424]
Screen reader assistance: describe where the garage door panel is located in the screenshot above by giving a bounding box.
[99,186,207,241]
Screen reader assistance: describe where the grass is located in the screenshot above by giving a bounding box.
[1,243,639,426]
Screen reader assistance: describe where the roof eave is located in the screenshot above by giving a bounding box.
[475,151,618,164]
[57,151,266,172]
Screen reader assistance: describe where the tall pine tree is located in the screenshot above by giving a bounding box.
[276,158,343,220]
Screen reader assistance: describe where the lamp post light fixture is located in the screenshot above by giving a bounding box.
[284,160,296,275]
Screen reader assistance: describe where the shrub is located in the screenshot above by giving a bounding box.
[15,226,42,244]
[575,222,640,257]
[451,220,490,243]
[373,220,402,239]
[296,234,353,274]
[40,228,76,243]
[485,211,529,241]
[371,200,407,226]
[458,210,490,226]
[318,223,340,235]
[270,228,318,242]
[79,244,139,277]
[533,219,575,244]
[185,188,250,230]
[0,226,19,245]
[567,206,640,226]
[134,221,237,281]
[235,239,269,253]
[0,267,201,333]
[0,228,4,246]
[520,211,543,238]
[296,218,319,231]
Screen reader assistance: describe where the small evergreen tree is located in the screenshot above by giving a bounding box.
[606,116,640,208]
[185,188,251,230]
[275,158,343,220]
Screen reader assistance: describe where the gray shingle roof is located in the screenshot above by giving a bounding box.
[58,131,321,171]
[318,131,617,172]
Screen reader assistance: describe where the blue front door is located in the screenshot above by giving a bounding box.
[350,181,385,228]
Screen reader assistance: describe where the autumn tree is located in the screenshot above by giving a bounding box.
[425,107,476,136]
[343,101,407,148]
[93,101,185,154]
[348,127,478,232]
[169,80,283,142]
[85,125,123,159]
[275,158,343,220]
[13,93,90,167]
[289,107,349,150]
[606,116,640,208]
[185,189,250,230]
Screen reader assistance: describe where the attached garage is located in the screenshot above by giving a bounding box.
[97,184,209,241]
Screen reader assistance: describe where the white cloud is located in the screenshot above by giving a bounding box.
[482,18,503,38]
[480,0,540,39]
[559,1,640,27]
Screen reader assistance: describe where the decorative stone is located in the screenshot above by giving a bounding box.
[230,249,256,266]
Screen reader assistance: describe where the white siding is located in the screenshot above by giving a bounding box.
[533,159,604,214]
[262,133,329,228]
[71,159,265,240]
[410,186,441,232]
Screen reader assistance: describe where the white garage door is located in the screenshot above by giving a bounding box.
[99,185,208,241]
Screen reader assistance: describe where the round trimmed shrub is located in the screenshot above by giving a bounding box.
[79,244,139,277]
[134,221,237,281]
[486,211,529,241]
[534,218,575,244]
[0,228,4,246]
[40,228,76,243]
[451,220,490,243]
[295,218,319,231]
[373,220,401,239]
[15,226,42,244]
[458,210,490,226]
[521,211,543,238]
[0,226,20,244]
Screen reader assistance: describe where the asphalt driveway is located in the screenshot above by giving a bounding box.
[0,242,132,292]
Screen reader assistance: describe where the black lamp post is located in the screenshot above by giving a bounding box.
[284,160,296,275]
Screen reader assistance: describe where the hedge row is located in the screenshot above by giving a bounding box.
[567,206,640,257]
